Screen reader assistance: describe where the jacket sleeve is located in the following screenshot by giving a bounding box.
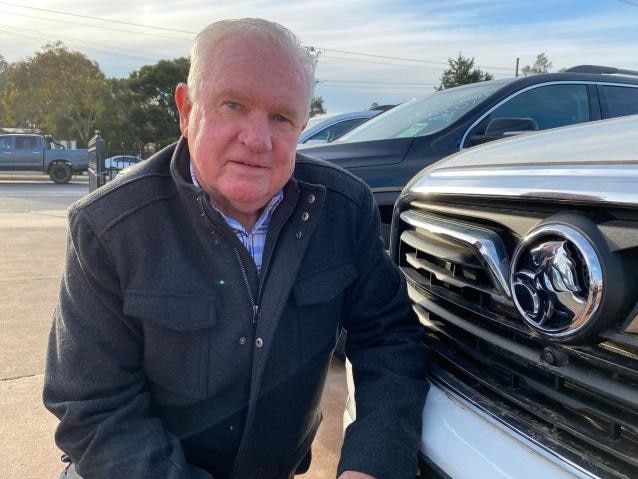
[337,185,429,479]
[43,207,212,479]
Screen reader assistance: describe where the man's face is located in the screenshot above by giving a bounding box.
[175,35,308,225]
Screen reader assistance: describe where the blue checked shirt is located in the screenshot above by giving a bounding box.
[190,161,283,273]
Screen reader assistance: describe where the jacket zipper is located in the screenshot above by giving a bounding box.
[198,196,258,323]
[252,202,296,324]
[198,191,298,325]
[233,246,258,323]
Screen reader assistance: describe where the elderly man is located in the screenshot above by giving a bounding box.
[44,18,428,479]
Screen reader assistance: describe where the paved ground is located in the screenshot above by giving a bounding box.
[0,178,348,478]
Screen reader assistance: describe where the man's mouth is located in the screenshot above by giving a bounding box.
[230,160,266,169]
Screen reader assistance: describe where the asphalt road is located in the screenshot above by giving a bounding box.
[0,175,347,478]
[0,172,88,212]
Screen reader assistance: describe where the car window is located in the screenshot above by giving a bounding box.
[602,85,638,118]
[14,137,37,150]
[338,82,503,143]
[305,116,333,129]
[0,137,11,150]
[306,117,367,142]
[469,84,590,140]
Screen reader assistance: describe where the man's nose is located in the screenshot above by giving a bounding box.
[238,115,273,152]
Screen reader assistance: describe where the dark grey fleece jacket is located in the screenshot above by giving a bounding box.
[43,137,429,479]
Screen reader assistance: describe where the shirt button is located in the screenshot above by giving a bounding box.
[308,194,316,204]
[255,337,264,348]
[238,336,247,345]
[301,211,310,221]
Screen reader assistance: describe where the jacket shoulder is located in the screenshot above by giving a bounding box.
[294,153,367,207]
[69,146,178,234]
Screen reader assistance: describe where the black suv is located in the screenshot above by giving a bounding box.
[300,65,638,238]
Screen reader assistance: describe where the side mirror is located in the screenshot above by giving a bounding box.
[470,117,539,146]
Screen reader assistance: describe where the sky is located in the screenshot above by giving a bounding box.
[0,0,637,113]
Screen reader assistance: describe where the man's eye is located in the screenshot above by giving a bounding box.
[274,114,291,124]
[225,101,241,110]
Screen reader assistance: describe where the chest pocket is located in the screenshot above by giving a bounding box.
[292,261,358,358]
[293,261,358,305]
[124,290,216,400]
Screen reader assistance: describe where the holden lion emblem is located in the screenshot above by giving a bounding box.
[510,224,603,339]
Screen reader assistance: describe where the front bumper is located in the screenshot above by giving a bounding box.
[420,381,596,479]
[343,358,598,479]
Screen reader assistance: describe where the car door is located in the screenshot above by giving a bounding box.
[0,136,13,168]
[13,136,42,170]
[462,83,595,148]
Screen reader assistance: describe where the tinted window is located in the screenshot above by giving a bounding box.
[306,118,367,142]
[603,86,638,118]
[469,84,590,140]
[15,137,37,149]
[0,137,11,149]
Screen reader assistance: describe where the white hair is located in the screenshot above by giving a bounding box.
[187,18,317,117]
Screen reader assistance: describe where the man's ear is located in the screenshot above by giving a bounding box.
[175,82,192,138]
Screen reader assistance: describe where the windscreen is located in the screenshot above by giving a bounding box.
[338,82,504,143]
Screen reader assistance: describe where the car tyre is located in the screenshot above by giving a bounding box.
[49,163,73,184]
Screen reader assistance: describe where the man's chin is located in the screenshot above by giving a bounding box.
[220,191,273,215]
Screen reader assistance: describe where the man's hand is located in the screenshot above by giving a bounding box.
[338,472,378,479]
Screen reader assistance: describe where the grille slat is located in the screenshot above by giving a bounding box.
[404,252,498,295]
[401,229,482,269]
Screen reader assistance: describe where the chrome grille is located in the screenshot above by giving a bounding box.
[398,201,638,478]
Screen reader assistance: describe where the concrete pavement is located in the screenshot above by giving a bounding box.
[0,208,347,478]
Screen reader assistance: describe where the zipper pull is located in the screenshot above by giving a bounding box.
[253,304,259,323]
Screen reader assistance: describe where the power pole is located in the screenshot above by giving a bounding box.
[515,57,519,77]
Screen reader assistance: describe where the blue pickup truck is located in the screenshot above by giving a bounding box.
[0,134,89,184]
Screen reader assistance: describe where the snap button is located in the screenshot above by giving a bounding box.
[229,425,235,431]
[295,231,303,240]
[255,337,264,348]
[301,212,310,221]
[307,194,316,204]
[238,336,247,345]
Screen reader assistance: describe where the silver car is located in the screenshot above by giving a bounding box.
[298,110,382,145]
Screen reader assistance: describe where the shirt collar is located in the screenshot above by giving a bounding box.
[189,160,283,235]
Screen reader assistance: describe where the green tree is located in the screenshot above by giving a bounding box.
[126,57,190,146]
[369,102,380,109]
[0,54,8,125]
[436,53,494,90]
[2,42,108,145]
[310,96,326,117]
[95,77,139,148]
[521,53,552,76]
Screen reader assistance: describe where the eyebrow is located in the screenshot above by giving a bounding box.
[215,88,252,106]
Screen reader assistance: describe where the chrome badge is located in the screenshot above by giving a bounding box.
[510,224,603,339]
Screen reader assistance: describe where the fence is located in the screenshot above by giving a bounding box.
[88,132,150,192]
